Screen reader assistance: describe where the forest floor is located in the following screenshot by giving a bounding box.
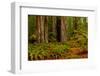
[28,43,88,61]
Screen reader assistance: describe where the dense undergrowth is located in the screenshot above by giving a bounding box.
[28,42,87,60]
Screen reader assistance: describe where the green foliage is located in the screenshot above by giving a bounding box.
[67,29,87,48]
[67,17,74,39]
[28,42,70,60]
[29,34,36,40]
[67,17,88,48]
[48,32,57,42]
[28,15,36,37]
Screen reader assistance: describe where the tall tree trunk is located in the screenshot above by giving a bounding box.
[44,16,48,43]
[36,16,41,43]
[51,16,56,33]
[36,16,45,43]
[56,16,61,42]
[60,16,67,42]
[67,17,73,40]
[73,17,78,30]
[40,16,44,43]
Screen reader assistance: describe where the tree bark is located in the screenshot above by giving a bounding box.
[40,16,44,43]
[44,16,48,43]
[51,16,56,33]
[36,16,45,43]
[60,16,67,42]
[56,16,61,42]
[36,16,41,43]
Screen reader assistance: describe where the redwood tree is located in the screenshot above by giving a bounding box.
[36,16,41,43]
[44,16,48,43]
[60,16,67,42]
[36,16,45,43]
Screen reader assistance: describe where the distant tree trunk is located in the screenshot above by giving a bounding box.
[67,17,73,40]
[73,17,78,30]
[40,16,44,43]
[44,16,48,43]
[60,16,67,42]
[36,16,41,43]
[51,16,56,33]
[56,16,61,42]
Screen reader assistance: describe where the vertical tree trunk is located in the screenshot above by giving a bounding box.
[36,16,45,43]
[73,17,78,30]
[56,16,61,42]
[67,17,73,40]
[51,16,56,33]
[44,16,48,43]
[36,16,41,43]
[40,16,44,43]
[60,16,67,42]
